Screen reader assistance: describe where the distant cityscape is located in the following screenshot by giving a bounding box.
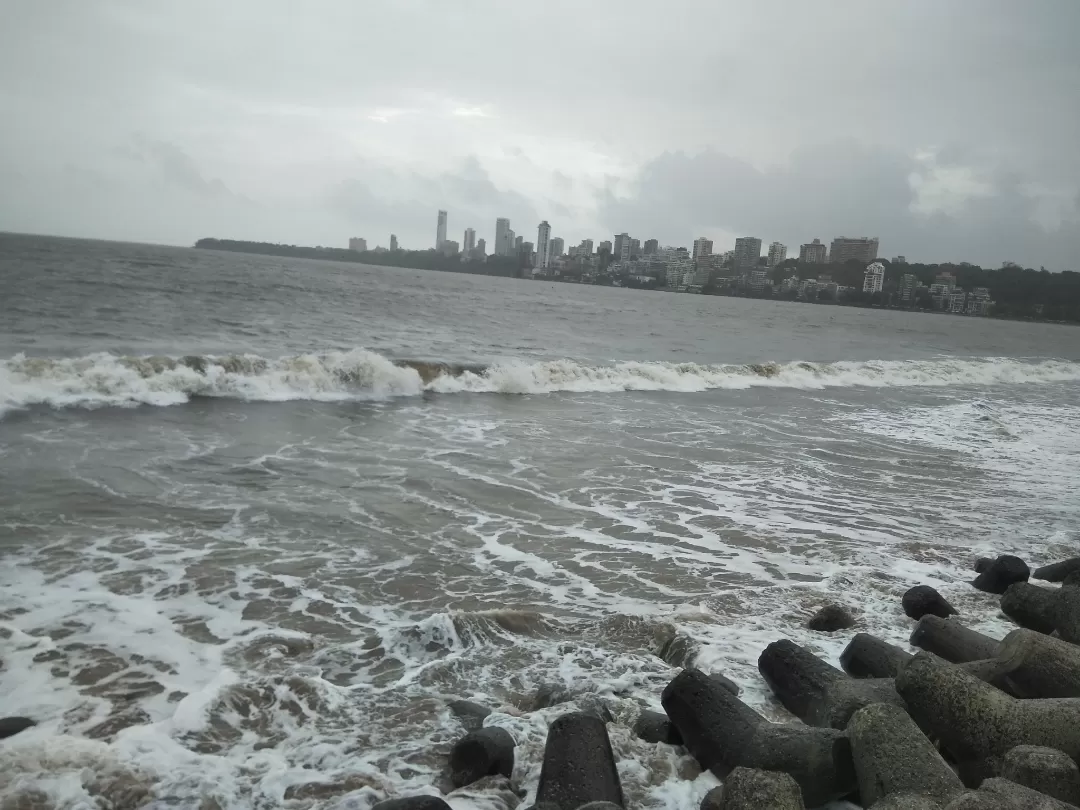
[346,212,999,317]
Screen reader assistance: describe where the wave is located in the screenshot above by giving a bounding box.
[2,349,1080,416]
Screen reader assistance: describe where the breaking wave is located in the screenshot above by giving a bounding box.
[2,349,1080,416]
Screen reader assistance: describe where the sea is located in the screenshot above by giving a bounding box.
[1,232,1079,810]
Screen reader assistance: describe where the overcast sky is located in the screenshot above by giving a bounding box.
[1,0,1078,268]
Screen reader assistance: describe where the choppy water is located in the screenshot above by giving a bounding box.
[2,232,1079,810]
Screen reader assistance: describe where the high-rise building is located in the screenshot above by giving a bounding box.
[495,218,510,256]
[693,237,713,259]
[550,237,564,258]
[515,235,524,253]
[829,236,879,265]
[506,229,516,255]
[348,237,368,252]
[892,255,907,265]
[629,238,641,258]
[436,210,448,250]
[899,273,918,302]
[799,238,827,264]
[734,237,762,270]
[476,238,486,256]
[643,238,658,255]
[442,239,459,256]
[463,228,476,255]
[580,239,594,256]
[598,240,612,254]
[768,242,787,267]
[536,221,552,268]
[390,234,398,251]
[863,261,885,293]
[613,233,631,261]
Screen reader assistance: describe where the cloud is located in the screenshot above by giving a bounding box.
[0,1,1076,265]
[598,142,1080,268]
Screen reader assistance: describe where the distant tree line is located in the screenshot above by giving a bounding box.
[194,238,528,278]
[770,258,1080,322]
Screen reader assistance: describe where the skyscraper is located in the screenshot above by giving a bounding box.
[390,234,398,251]
[536,221,552,268]
[463,228,476,255]
[550,237,564,258]
[436,210,447,250]
[629,238,640,257]
[767,242,787,267]
[495,218,510,256]
[829,236,879,264]
[734,237,762,270]
[580,239,594,255]
[799,238,827,264]
[693,237,713,259]
[505,229,516,256]
[598,240,612,254]
[476,238,486,256]
[515,235,523,253]
[613,233,631,261]
[643,239,658,255]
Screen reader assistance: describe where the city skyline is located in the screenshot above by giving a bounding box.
[1,3,1076,270]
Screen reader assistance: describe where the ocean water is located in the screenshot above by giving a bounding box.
[1,232,1079,810]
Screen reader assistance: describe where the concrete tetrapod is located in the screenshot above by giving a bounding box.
[895,652,1080,772]
[1001,746,1080,805]
[758,639,906,729]
[846,702,965,808]
[661,668,856,807]
[1033,557,1080,583]
[992,629,1080,699]
[840,633,914,679]
[535,713,624,810]
[976,777,1078,809]
[1000,582,1059,635]
[712,768,805,810]
[449,727,515,788]
[909,616,1000,663]
[1054,573,1080,644]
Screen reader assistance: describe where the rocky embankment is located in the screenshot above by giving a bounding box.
[5,555,1080,808]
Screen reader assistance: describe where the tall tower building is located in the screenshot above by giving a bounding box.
[613,233,631,261]
[550,237,564,258]
[436,210,448,250]
[495,218,510,256]
[390,234,398,251]
[733,236,762,270]
[580,239,594,255]
[643,239,658,255]
[693,237,713,259]
[768,242,787,267]
[515,235,523,253]
[463,228,476,255]
[536,221,552,268]
[476,238,486,256]
[799,238,827,264]
[829,236,879,264]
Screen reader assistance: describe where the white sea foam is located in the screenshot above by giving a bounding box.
[3,350,1080,416]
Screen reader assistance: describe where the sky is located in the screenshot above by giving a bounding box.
[1,0,1079,269]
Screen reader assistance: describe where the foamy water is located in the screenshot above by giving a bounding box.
[4,349,1080,418]
[2,235,1079,810]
